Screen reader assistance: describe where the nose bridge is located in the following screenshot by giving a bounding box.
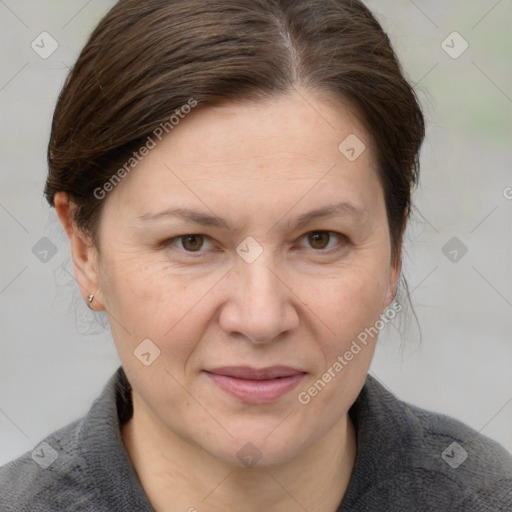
[221,243,297,343]
[239,246,283,313]
[235,234,279,294]
[241,255,280,305]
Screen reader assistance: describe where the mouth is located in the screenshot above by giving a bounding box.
[203,366,307,404]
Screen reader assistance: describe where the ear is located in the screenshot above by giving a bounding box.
[384,208,408,308]
[54,192,104,311]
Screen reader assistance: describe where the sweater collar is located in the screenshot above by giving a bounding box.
[338,372,419,510]
[77,366,154,510]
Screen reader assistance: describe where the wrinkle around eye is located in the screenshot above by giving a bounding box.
[297,231,348,252]
[161,230,350,257]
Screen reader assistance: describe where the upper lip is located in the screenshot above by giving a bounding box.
[205,366,306,380]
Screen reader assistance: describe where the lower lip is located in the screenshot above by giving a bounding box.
[205,372,305,404]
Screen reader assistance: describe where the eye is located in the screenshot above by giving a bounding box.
[298,231,348,252]
[165,234,213,254]
[163,231,348,257]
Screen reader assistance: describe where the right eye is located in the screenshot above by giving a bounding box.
[162,234,214,255]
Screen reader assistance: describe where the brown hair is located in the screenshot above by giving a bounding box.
[45,0,424,268]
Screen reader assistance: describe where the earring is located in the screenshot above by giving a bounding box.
[87,294,94,310]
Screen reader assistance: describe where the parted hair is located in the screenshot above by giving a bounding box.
[45,0,425,267]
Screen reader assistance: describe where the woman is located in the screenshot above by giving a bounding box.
[1,0,511,510]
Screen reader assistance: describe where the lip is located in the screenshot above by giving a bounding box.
[204,366,306,404]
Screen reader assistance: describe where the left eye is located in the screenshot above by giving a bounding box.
[298,231,347,251]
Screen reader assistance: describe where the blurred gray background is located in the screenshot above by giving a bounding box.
[1,0,511,465]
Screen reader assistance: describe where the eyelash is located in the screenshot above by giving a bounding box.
[162,231,349,257]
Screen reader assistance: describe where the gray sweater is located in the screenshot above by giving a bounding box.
[1,366,511,511]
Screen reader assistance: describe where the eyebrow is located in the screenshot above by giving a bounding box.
[137,201,367,232]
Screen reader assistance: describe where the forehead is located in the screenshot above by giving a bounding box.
[102,90,382,220]
[166,91,372,171]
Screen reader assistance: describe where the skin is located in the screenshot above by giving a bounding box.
[55,89,403,512]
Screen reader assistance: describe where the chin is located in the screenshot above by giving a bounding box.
[203,427,310,469]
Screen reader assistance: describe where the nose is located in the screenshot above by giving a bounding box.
[218,254,299,345]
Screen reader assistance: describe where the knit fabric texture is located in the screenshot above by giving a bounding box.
[1,366,511,511]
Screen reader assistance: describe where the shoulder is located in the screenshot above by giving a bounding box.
[405,398,512,509]
[0,367,146,512]
[0,419,99,512]
[349,375,512,511]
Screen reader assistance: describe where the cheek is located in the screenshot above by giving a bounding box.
[298,256,390,347]
[294,263,389,426]
[99,255,193,351]
[102,253,184,321]
[340,268,389,328]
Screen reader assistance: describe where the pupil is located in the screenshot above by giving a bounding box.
[184,235,202,251]
[309,232,329,249]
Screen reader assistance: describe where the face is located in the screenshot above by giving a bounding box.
[68,90,400,467]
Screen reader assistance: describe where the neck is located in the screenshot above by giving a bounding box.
[121,393,356,512]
